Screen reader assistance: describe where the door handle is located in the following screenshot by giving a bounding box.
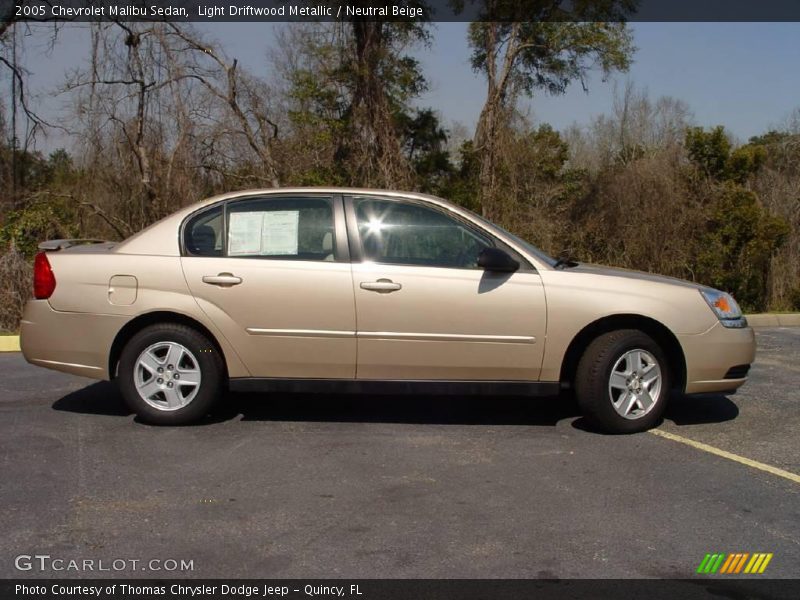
[360,278,402,293]
[202,273,242,287]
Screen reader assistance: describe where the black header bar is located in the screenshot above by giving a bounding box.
[5,0,800,23]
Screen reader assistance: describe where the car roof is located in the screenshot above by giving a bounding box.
[193,187,447,207]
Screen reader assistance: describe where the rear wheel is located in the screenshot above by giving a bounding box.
[575,329,670,433]
[117,323,224,425]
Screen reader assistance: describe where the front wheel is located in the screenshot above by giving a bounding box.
[117,323,224,425]
[575,329,670,434]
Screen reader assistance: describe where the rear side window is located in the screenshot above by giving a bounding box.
[226,197,335,261]
[184,206,223,257]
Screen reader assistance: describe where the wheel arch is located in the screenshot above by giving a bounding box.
[559,314,686,392]
[108,311,229,380]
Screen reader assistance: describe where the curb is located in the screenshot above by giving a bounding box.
[0,337,20,352]
[746,314,800,328]
[0,313,798,353]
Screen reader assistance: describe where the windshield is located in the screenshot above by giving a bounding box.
[465,211,558,268]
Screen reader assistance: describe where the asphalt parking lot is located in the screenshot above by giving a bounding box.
[0,327,797,579]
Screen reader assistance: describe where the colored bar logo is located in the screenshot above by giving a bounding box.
[697,553,773,574]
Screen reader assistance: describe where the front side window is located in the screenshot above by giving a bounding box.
[354,198,491,269]
[226,196,335,261]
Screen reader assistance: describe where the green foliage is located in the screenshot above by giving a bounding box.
[466,5,634,218]
[747,131,800,175]
[556,167,590,205]
[286,165,349,188]
[468,18,634,98]
[0,246,33,333]
[285,21,433,186]
[0,197,80,258]
[726,145,766,184]
[696,184,789,310]
[287,69,347,135]
[685,126,767,183]
[0,147,81,257]
[289,21,431,123]
[441,141,480,212]
[685,126,731,179]
[399,108,453,193]
[789,287,800,311]
[748,130,791,146]
[0,145,80,198]
[524,124,569,180]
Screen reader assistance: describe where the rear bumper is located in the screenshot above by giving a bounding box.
[679,322,756,394]
[20,300,127,380]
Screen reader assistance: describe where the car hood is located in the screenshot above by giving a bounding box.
[565,263,706,291]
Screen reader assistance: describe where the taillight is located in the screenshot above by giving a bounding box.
[33,252,56,299]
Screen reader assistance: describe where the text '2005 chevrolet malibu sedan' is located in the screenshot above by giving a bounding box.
[20,188,756,433]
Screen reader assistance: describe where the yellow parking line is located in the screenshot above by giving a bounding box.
[650,429,800,485]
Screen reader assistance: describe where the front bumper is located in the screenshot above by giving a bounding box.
[20,300,127,380]
[678,321,756,394]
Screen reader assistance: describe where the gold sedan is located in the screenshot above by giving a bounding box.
[20,188,756,432]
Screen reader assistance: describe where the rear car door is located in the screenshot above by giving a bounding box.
[347,195,547,381]
[180,194,356,378]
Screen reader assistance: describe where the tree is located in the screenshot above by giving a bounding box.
[684,126,789,309]
[685,126,767,184]
[685,126,732,180]
[281,20,431,188]
[399,108,453,193]
[466,1,635,217]
[696,185,789,310]
[564,84,692,172]
[62,22,284,234]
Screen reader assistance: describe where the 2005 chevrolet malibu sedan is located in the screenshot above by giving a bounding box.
[21,188,756,432]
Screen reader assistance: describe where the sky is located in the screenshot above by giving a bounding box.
[5,21,800,152]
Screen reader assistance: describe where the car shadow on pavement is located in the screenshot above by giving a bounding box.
[662,393,739,426]
[52,381,132,417]
[571,393,739,434]
[223,392,580,427]
[51,384,739,430]
[51,382,580,427]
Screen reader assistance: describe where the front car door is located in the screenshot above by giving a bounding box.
[180,194,356,378]
[346,195,547,381]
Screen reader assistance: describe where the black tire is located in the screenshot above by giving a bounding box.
[117,323,224,425]
[574,329,670,434]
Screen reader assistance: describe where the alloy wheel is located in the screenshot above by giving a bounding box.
[134,341,202,411]
[607,348,662,420]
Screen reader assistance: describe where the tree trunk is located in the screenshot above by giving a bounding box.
[348,21,411,189]
[474,22,501,220]
[475,100,500,220]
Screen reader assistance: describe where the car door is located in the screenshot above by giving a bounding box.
[347,195,547,381]
[180,194,356,378]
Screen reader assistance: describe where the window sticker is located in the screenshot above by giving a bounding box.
[228,210,300,256]
[261,210,299,255]
[228,211,263,255]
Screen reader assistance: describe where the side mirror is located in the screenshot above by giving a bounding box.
[477,247,520,273]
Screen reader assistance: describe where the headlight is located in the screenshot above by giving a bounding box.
[700,289,746,327]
